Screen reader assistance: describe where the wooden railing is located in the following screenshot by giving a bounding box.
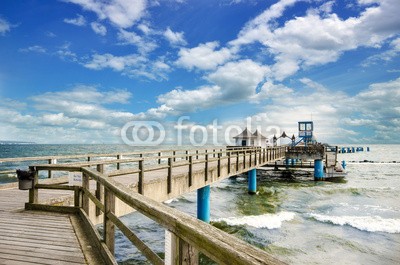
[0,147,253,177]
[21,146,287,264]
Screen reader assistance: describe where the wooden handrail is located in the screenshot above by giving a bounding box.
[81,167,285,265]
[24,146,287,264]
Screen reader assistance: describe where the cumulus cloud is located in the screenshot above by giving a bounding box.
[362,37,400,66]
[154,59,270,115]
[64,14,87,26]
[83,53,170,81]
[0,86,141,143]
[34,85,132,105]
[157,86,221,113]
[230,0,400,80]
[65,0,147,28]
[207,59,271,101]
[176,42,234,70]
[91,21,107,36]
[117,29,157,54]
[248,77,400,143]
[0,17,12,35]
[84,53,145,71]
[164,27,187,46]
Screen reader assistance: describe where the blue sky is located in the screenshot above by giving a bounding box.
[0,0,399,145]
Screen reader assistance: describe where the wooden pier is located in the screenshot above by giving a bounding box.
[0,187,106,265]
[0,146,287,265]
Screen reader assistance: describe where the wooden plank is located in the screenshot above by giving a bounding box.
[0,247,85,264]
[0,252,84,265]
[0,243,83,260]
[104,188,115,255]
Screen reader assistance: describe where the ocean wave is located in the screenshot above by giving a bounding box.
[213,211,296,229]
[163,198,179,204]
[310,213,400,233]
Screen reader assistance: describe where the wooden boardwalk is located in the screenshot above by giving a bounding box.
[0,146,287,265]
[0,188,104,265]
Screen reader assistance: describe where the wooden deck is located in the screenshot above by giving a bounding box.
[0,187,104,265]
[0,146,287,265]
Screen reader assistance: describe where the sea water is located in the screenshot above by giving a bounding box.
[1,144,399,264]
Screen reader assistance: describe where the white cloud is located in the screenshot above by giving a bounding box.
[207,59,271,101]
[34,85,132,105]
[155,59,270,114]
[117,29,157,54]
[0,17,12,35]
[157,86,221,113]
[91,21,107,36]
[250,80,293,102]
[83,53,170,81]
[19,45,47,53]
[230,0,400,80]
[64,14,87,26]
[164,27,187,46]
[65,0,147,28]
[249,77,400,143]
[137,23,152,35]
[362,37,400,66]
[84,53,146,71]
[176,42,234,70]
[57,43,78,62]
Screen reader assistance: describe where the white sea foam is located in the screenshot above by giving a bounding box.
[163,198,179,204]
[310,213,400,234]
[214,211,296,229]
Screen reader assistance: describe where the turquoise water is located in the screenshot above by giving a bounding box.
[1,144,399,264]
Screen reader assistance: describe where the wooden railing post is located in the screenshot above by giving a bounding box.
[217,152,221,177]
[74,186,81,207]
[227,151,231,175]
[185,150,189,160]
[249,150,252,168]
[165,231,198,265]
[158,152,162,164]
[196,150,199,160]
[205,153,209,182]
[173,151,176,162]
[236,152,239,172]
[168,158,172,194]
[48,159,56,178]
[243,151,246,169]
[179,238,198,265]
[117,154,121,170]
[29,166,38,204]
[188,156,193,187]
[96,164,104,216]
[104,187,115,255]
[139,160,144,195]
[82,172,89,214]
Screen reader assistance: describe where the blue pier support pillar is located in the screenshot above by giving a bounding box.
[248,169,257,195]
[285,158,290,169]
[314,159,324,181]
[197,185,210,223]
